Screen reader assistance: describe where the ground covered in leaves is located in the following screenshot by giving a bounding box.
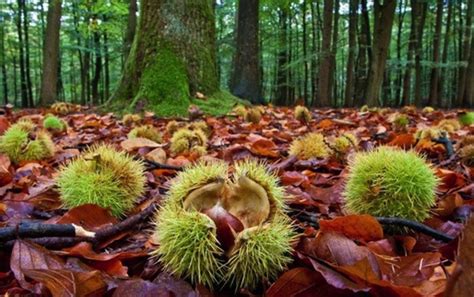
[0,105,472,296]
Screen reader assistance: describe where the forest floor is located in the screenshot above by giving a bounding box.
[0,104,472,296]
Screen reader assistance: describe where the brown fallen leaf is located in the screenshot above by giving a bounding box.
[319,215,384,243]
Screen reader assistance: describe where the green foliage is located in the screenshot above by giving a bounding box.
[459,112,474,126]
[57,144,146,217]
[0,120,55,163]
[194,91,243,116]
[344,146,438,223]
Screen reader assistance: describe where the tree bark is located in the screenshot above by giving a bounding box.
[395,0,406,106]
[457,0,473,106]
[365,0,397,107]
[0,17,8,105]
[413,2,427,106]
[274,6,290,105]
[22,0,33,107]
[302,0,308,104]
[354,0,371,106]
[112,0,219,114]
[123,0,137,62]
[315,0,333,107]
[230,0,262,104]
[344,0,357,107]
[16,0,28,107]
[39,0,62,106]
[428,0,444,107]
[91,27,101,105]
[439,0,453,107]
[464,17,474,107]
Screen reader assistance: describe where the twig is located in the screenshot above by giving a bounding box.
[289,210,455,243]
[375,217,455,243]
[94,204,156,241]
[0,223,95,243]
[433,135,454,158]
[137,157,183,171]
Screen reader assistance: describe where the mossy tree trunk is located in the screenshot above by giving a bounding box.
[112,0,219,115]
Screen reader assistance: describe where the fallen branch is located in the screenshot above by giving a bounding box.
[0,223,95,243]
[433,135,454,158]
[138,157,183,171]
[290,210,455,243]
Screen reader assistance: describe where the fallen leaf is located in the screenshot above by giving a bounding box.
[319,215,384,242]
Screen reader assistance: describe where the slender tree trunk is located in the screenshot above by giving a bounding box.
[22,0,33,106]
[395,0,405,106]
[39,0,62,106]
[315,0,333,107]
[230,0,262,104]
[439,0,453,108]
[457,0,473,106]
[0,18,8,105]
[275,7,289,105]
[123,0,137,62]
[310,1,318,105]
[16,0,28,107]
[344,0,357,107]
[428,0,444,107]
[103,30,110,101]
[413,2,427,106]
[354,0,371,106]
[401,0,424,106]
[329,0,339,106]
[365,0,397,107]
[91,28,101,105]
[302,0,308,104]
[112,0,219,114]
[13,57,18,105]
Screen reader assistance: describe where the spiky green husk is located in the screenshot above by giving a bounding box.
[167,161,228,205]
[437,119,461,133]
[0,120,55,163]
[415,128,443,140]
[43,115,67,132]
[152,207,223,288]
[360,105,369,112]
[225,217,296,290]
[233,159,286,211]
[189,120,211,136]
[294,106,311,123]
[459,112,474,126]
[244,108,262,124]
[459,144,474,166]
[122,114,142,126]
[128,125,162,143]
[289,132,331,159]
[333,133,358,153]
[57,144,145,217]
[392,114,409,129]
[422,106,434,113]
[170,128,207,156]
[166,120,181,135]
[233,105,247,117]
[344,146,438,223]
[461,135,474,147]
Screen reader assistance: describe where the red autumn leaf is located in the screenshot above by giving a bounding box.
[248,137,279,157]
[319,215,384,242]
[53,204,118,231]
[0,153,12,186]
[388,133,416,148]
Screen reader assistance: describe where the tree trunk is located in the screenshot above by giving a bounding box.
[103,30,110,101]
[428,0,443,107]
[395,0,405,106]
[91,28,101,105]
[124,0,137,62]
[329,0,339,106]
[22,0,33,107]
[413,2,427,106]
[112,0,219,114]
[315,0,333,107]
[464,17,474,107]
[16,0,28,107]
[457,0,473,106]
[354,0,371,106]
[439,0,453,107]
[1,18,8,105]
[274,7,289,105]
[365,0,397,107]
[230,0,262,104]
[344,0,357,107]
[39,0,62,106]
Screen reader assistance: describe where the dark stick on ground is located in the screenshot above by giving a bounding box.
[433,135,454,157]
[138,157,183,171]
[290,210,455,243]
[0,223,85,242]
